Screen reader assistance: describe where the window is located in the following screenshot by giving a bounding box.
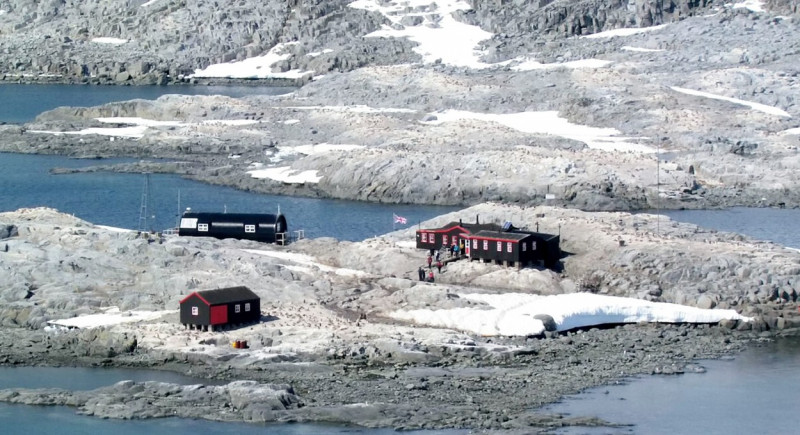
[235,304,241,313]
[191,306,198,316]
[522,242,527,252]
[443,235,448,245]
[532,241,537,250]
[198,223,209,232]
[497,241,502,252]
[507,242,513,253]
[472,239,477,249]
[422,233,427,243]
[245,303,251,312]
[483,240,488,250]
[244,225,256,233]
[453,236,458,245]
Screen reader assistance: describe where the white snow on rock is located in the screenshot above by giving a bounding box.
[91,37,129,44]
[243,249,371,277]
[671,86,791,117]
[733,0,765,12]
[580,24,668,39]
[349,0,495,68]
[390,292,751,336]
[307,49,334,57]
[621,46,665,53]
[780,127,800,135]
[47,307,173,330]
[510,58,612,71]
[26,117,258,139]
[247,166,323,184]
[421,109,654,153]
[27,126,149,138]
[191,42,313,79]
[280,105,417,114]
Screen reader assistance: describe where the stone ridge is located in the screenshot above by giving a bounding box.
[0,0,715,84]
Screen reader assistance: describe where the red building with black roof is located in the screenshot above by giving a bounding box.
[179,286,261,331]
[466,229,561,269]
[415,219,502,252]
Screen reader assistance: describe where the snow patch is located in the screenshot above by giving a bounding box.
[191,42,313,79]
[47,307,173,330]
[511,58,612,71]
[349,0,494,68]
[422,110,654,153]
[91,37,128,45]
[243,249,370,277]
[581,24,668,39]
[281,105,416,114]
[390,292,750,336]
[671,86,791,117]
[733,0,765,12]
[247,166,323,184]
[621,46,665,53]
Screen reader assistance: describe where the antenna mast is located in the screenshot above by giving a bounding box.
[138,173,151,232]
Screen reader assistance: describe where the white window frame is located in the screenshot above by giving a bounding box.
[245,303,251,312]
[235,304,241,313]
[483,240,488,250]
[522,242,527,252]
[244,224,256,233]
[507,242,513,253]
[191,306,198,316]
[198,223,209,232]
[497,241,502,252]
[472,239,477,249]
[422,233,427,243]
[443,235,448,245]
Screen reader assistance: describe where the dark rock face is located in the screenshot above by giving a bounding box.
[0,0,409,84]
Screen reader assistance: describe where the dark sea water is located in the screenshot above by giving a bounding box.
[0,83,294,123]
[0,153,456,241]
[2,85,800,434]
[544,337,800,435]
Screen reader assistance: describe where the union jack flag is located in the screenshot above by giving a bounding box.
[393,214,407,225]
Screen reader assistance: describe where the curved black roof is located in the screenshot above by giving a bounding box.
[186,286,259,305]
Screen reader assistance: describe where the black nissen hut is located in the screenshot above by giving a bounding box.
[179,286,261,331]
[178,212,288,244]
[466,230,561,269]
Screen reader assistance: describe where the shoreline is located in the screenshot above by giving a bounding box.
[1,324,792,431]
[2,205,800,431]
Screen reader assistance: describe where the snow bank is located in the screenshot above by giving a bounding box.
[47,307,173,329]
[390,292,750,336]
[191,42,313,79]
[422,110,654,153]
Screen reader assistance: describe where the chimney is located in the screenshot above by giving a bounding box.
[476,214,479,225]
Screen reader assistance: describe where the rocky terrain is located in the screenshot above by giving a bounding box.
[2,1,799,210]
[1,205,799,431]
[1,0,800,431]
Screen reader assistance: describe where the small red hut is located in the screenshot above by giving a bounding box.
[179,286,261,332]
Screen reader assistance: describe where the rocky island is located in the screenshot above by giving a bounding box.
[1,0,800,432]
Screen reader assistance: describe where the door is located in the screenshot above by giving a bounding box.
[210,305,228,325]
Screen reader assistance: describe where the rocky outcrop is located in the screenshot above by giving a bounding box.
[0,0,414,84]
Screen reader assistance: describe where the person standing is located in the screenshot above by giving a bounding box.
[436,260,442,273]
[418,266,425,281]
[427,270,435,282]
[427,254,433,269]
